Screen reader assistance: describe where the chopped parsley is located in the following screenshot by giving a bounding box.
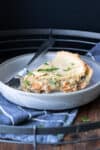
[64,67,71,71]
[56,73,62,77]
[24,80,30,86]
[81,116,90,122]
[27,71,34,76]
[49,79,56,86]
[71,63,75,65]
[44,62,49,65]
[37,67,59,72]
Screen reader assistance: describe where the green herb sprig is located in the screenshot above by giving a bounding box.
[81,116,90,122]
[37,67,59,72]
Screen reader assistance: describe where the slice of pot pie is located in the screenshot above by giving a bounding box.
[21,51,93,93]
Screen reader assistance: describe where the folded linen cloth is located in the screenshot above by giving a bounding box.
[0,42,99,144]
[0,93,78,143]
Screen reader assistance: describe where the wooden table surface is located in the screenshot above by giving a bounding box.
[0,96,100,150]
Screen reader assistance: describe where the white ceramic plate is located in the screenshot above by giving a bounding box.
[0,52,100,110]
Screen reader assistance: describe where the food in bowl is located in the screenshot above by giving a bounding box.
[21,51,93,93]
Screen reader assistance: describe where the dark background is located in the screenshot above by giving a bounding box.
[0,0,100,32]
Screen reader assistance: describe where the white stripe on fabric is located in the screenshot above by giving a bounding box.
[0,106,14,125]
[32,118,64,123]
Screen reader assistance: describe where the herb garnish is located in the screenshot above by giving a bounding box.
[56,73,61,77]
[37,67,59,72]
[24,80,30,86]
[81,116,90,122]
[44,62,49,65]
[27,71,34,76]
[49,79,56,86]
[64,67,71,71]
[71,63,75,65]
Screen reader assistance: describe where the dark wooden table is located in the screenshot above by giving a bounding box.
[0,96,100,150]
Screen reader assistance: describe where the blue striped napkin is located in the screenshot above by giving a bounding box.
[0,93,78,143]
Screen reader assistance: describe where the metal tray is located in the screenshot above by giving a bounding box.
[0,29,100,148]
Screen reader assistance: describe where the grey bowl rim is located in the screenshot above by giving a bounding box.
[0,52,100,97]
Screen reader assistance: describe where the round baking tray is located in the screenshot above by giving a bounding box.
[0,29,100,147]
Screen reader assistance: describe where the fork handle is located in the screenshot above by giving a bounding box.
[27,37,54,66]
[17,37,54,76]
